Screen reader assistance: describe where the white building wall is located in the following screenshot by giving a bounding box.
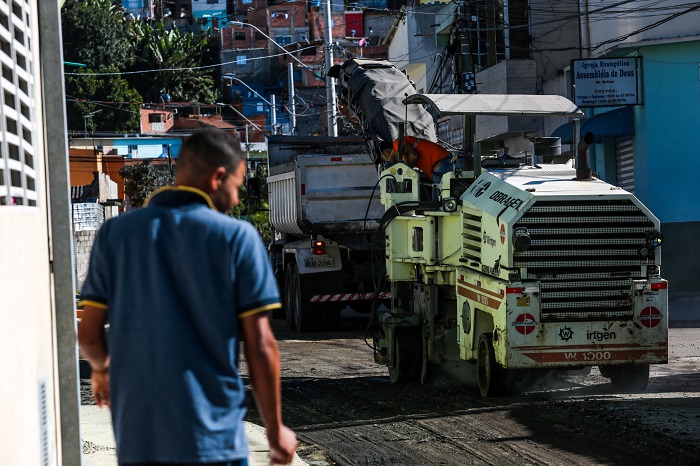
[0,1,64,464]
[584,0,700,56]
[387,18,410,70]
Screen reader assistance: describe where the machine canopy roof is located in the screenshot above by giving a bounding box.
[404,94,584,118]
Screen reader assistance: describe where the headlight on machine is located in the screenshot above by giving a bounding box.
[442,197,458,212]
[512,228,531,252]
[645,229,663,248]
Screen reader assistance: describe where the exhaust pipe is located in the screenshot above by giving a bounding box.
[576,131,595,180]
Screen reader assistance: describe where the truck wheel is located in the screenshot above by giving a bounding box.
[603,365,650,393]
[291,266,318,332]
[269,250,285,319]
[284,265,296,330]
[477,334,515,397]
[388,329,422,383]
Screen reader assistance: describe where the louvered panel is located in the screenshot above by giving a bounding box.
[527,227,651,235]
[527,204,638,213]
[463,238,481,250]
[540,279,632,289]
[516,249,641,258]
[524,271,643,281]
[517,215,650,224]
[545,289,632,299]
[542,300,631,310]
[462,210,482,261]
[532,238,643,246]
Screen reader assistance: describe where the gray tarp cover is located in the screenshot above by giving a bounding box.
[343,60,437,143]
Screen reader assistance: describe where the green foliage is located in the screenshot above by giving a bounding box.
[229,198,272,244]
[61,0,135,70]
[230,167,271,244]
[62,1,219,134]
[119,160,173,208]
[128,22,219,104]
[66,66,143,133]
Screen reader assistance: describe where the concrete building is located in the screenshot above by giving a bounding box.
[566,1,700,304]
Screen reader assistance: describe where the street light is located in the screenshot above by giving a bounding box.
[227,19,334,136]
[222,74,278,132]
[216,103,263,133]
[223,74,273,106]
[227,21,313,73]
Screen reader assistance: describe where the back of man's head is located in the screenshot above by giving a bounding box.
[178,129,243,180]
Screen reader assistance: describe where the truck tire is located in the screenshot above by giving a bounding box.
[284,265,296,330]
[388,329,422,383]
[288,265,319,332]
[602,364,650,393]
[477,334,515,397]
[269,248,285,319]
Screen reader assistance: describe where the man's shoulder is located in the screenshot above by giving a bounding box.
[102,207,154,230]
[188,209,260,237]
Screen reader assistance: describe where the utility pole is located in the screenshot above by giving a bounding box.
[270,94,277,133]
[456,3,477,174]
[324,0,338,136]
[245,124,250,162]
[288,63,296,135]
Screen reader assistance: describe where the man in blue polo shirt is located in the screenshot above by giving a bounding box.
[78,128,296,465]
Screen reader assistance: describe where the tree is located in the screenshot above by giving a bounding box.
[119,160,173,208]
[128,22,219,104]
[61,0,135,70]
[230,165,271,244]
[65,66,143,133]
[62,1,142,133]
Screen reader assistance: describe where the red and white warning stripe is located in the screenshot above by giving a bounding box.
[309,292,390,303]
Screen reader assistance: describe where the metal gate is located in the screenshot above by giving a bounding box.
[615,136,635,193]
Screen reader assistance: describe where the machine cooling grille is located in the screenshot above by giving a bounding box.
[462,210,482,262]
[514,199,657,322]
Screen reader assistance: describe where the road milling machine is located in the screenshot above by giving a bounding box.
[330,58,668,396]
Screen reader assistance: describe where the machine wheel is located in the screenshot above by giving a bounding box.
[388,329,422,384]
[284,265,296,330]
[602,364,650,393]
[477,334,515,397]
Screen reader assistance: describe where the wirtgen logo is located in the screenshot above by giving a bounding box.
[471,180,491,198]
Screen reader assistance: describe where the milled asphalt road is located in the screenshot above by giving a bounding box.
[80,293,699,465]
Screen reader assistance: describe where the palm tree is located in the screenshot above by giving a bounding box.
[128,22,218,104]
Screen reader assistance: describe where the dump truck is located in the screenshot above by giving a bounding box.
[329,58,668,396]
[266,135,387,331]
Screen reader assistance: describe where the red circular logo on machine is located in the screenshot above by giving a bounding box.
[514,313,537,335]
[640,307,662,328]
[500,224,506,244]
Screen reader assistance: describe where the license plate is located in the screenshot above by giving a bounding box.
[305,257,333,267]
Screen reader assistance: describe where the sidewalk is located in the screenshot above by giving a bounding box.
[80,405,307,466]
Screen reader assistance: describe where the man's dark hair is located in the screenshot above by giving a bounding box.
[178,128,244,177]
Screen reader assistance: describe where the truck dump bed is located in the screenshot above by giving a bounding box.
[267,136,383,237]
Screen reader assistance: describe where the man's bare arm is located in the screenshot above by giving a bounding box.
[78,305,111,407]
[241,312,297,464]
[78,305,109,370]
